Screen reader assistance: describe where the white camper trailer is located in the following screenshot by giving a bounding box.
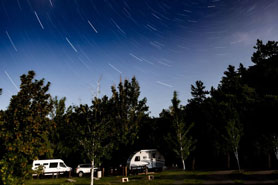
[127,149,165,171]
[32,159,72,176]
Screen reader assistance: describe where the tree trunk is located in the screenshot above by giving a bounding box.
[275,146,278,161]
[227,152,230,169]
[234,148,240,172]
[90,160,94,185]
[179,133,186,170]
[192,157,195,171]
[268,153,271,169]
[182,158,186,170]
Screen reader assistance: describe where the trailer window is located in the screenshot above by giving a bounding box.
[135,156,140,161]
[43,163,48,166]
[34,163,40,166]
[49,162,58,168]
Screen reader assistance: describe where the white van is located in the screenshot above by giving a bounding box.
[127,149,165,171]
[32,159,72,176]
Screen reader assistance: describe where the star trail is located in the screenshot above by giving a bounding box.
[1,0,278,116]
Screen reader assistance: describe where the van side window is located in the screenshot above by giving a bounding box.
[49,162,58,168]
[135,156,140,161]
[152,153,156,158]
[60,162,66,168]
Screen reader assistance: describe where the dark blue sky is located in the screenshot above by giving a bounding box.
[1,0,278,116]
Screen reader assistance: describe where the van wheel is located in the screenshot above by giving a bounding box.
[78,171,83,177]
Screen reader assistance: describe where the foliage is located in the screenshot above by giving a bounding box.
[252,40,278,65]
[48,97,81,166]
[107,77,149,166]
[272,135,278,161]
[70,79,146,184]
[188,80,209,104]
[0,71,54,184]
[49,96,68,158]
[167,91,196,170]
[73,97,114,165]
[109,77,149,146]
[32,165,44,177]
[185,81,211,169]
[225,118,243,171]
[173,119,196,170]
[1,39,278,178]
[73,102,112,185]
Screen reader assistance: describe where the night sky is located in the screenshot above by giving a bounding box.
[1,0,278,116]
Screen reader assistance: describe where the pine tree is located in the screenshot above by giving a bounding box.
[189,81,209,104]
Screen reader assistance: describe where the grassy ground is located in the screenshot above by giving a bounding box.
[25,170,278,185]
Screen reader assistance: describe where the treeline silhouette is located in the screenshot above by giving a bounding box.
[0,40,277,184]
[135,40,278,170]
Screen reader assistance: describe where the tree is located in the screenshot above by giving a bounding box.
[225,116,243,171]
[186,81,210,169]
[247,40,278,95]
[188,81,209,104]
[173,118,195,170]
[211,64,258,169]
[256,134,278,168]
[111,77,148,144]
[251,40,278,65]
[49,96,67,158]
[49,97,79,164]
[49,96,67,121]
[169,91,196,170]
[272,135,278,161]
[0,71,54,185]
[154,110,177,166]
[243,40,278,168]
[109,77,149,165]
[73,96,113,185]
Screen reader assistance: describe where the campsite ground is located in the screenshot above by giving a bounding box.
[26,169,278,185]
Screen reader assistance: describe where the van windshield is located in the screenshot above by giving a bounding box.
[60,162,66,168]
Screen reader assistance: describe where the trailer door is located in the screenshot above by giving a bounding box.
[152,152,156,168]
